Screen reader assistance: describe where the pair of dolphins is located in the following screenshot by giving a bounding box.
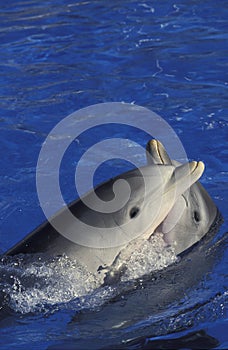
[4,140,218,284]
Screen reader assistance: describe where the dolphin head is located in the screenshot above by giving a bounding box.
[146,140,218,254]
[61,149,205,278]
[87,158,204,250]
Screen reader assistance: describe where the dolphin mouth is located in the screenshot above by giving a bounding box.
[151,139,165,163]
[147,139,205,180]
[146,139,169,164]
[180,160,205,177]
[169,160,205,194]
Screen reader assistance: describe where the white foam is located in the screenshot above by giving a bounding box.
[2,233,177,314]
[6,255,100,314]
[120,233,177,281]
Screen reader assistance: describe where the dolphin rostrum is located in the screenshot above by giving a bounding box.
[3,140,218,283]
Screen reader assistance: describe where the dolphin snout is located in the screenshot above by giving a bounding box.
[175,161,205,179]
[147,139,170,165]
[172,161,205,198]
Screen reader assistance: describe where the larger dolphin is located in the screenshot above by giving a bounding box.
[3,140,217,283]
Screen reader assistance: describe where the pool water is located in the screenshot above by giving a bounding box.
[0,1,227,349]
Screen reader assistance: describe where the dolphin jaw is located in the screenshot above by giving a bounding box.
[146,139,172,165]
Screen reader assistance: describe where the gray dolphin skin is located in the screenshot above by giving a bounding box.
[146,140,217,255]
[4,140,218,282]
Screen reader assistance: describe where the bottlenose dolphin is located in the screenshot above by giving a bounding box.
[146,140,217,255]
[3,140,217,283]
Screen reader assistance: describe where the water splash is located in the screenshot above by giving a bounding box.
[0,233,177,314]
[120,233,177,282]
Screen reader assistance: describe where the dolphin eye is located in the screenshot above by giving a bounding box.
[129,207,140,219]
[193,210,201,223]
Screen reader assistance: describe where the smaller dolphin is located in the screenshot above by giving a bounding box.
[146,140,217,254]
[3,140,218,283]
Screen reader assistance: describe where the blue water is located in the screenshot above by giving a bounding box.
[0,0,227,349]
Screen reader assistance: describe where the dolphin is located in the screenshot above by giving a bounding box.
[3,140,217,284]
[146,139,218,255]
